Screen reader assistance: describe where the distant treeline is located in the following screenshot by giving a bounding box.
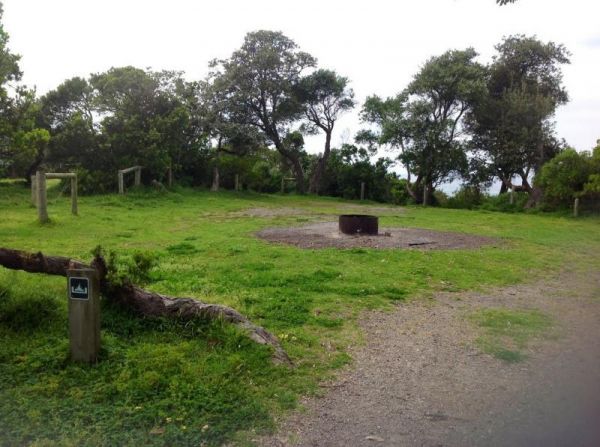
[0,3,597,211]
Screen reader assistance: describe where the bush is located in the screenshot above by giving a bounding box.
[100,248,159,286]
[536,148,592,208]
[478,191,529,213]
[445,186,485,209]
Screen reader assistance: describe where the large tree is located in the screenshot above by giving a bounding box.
[38,68,208,191]
[198,78,264,191]
[294,69,355,194]
[362,48,486,205]
[207,30,316,193]
[467,35,570,204]
[0,1,48,180]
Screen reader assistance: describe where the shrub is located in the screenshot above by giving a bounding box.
[446,186,486,209]
[536,148,592,208]
[478,191,529,213]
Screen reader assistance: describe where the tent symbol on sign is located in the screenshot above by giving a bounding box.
[69,277,89,299]
[72,284,88,294]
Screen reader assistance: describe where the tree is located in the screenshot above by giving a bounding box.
[0,1,32,179]
[362,48,486,205]
[39,77,99,171]
[198,78,264,191]
[294,69,355,194]
[37,68,209,192]
[467,35,570,205]
[208,30,316,193]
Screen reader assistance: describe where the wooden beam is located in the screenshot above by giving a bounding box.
[119,165,142,175]
[46,173,76,179]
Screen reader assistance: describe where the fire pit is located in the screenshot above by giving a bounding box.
[338,214,379,235]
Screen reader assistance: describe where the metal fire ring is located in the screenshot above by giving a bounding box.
[338,214,379,235]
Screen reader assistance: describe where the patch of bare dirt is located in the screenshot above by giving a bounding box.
[259,270,600,447]
[256,222,498,250]
[233,207,315,218]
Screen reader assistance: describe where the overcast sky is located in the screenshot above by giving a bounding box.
[3,0,599,158]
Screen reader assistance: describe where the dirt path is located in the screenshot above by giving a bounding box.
[261,269,600,447]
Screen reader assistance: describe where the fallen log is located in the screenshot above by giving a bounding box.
[0,247,291,365]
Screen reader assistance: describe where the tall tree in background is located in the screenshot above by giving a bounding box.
[294,69,355,194]
[39,77,99,171]
[37,68,208,192]
[0,1,50,180]
[199,78,264,191]
[362,49,486,205]
[208,30,316,193]
[467,35,570,205]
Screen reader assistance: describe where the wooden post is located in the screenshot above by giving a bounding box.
[118,171,124,194]
[574,197,580,217]
[167,165,173,187]
[36,170,49,223]
[134,168,141,187]
[235,174,240,191]
[31,175,37,206]
[281,177,285,194]
[67,268,100,363]
[360,182,365,201]
[509,188,514,205]
[70,176,78,215]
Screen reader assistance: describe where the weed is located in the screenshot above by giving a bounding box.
[470,308,553,362]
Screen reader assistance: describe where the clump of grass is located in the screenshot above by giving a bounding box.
[0,283,64,332]
[166,242,199,256]
[470,308,553,362]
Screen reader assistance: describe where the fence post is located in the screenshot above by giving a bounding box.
[31,175,37,206]
[235,174,240,191]
[134,167,141,187]
[360,182,365,201]
[574,197,580,217]
[36,170,49,223]
[67,268,100,363]
[71,175,78,215]
[281,177,285,194]
[118,171,124,194]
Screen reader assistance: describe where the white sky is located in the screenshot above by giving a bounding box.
[3,0,600,159]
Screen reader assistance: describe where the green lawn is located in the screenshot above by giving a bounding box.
[1,180,599,446]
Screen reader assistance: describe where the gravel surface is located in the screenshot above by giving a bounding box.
[259,270,600,447]
[256,222,499,250]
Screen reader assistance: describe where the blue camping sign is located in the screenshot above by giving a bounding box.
[69,277,90,300]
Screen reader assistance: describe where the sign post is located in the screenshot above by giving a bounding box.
[67,268,100,363]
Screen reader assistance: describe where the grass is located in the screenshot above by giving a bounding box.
[470,308,554,362]
[1,179,600,445]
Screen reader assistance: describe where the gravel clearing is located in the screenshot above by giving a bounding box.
[256,222,499,250]
[259,269,600,447]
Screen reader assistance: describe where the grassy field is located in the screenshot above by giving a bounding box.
[1,180,599,446]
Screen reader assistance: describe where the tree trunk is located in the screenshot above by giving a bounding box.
[308,132,332,195]
[406,172,420,203]
[290,156,305,194]
[422,179,432,206]
[0,247,291,365]
[525,186,543,209]
[211,143,221,192]
[211,166,220,192]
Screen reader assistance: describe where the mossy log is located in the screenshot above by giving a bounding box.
[0,247,291,365]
